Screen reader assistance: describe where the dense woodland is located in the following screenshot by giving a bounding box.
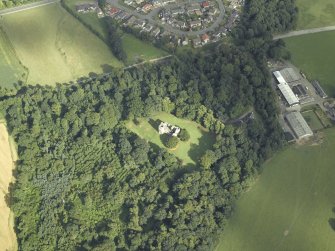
[0,0,297,250]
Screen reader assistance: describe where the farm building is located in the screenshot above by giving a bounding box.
[292,84,308,98]
[279,68,300,83]
[278,82,299,107]
[273,71,286,85]
[285,112,313,140]
[312,80,327,98]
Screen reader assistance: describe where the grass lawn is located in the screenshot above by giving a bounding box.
[0,3,122,86]
[63,0,167,65]
[215,128,335,251]
[296,0,335,29]
[284,31,335,96]
[302,110,324,131]
[0,27,27,88]
[126,112,216,165]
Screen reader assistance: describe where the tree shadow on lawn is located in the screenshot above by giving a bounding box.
[101,64,114,74]
[328,207,335,231]
[188,131,215,164]
[148,118,162,133]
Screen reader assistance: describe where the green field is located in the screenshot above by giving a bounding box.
[63,0,167,64]
[216,128,335,251]
[302,110,324,131]
[0,27,26,88]
[284,31,335,96]
[296,0,335,29]
[126,112,215,165]
[0,3,122,86]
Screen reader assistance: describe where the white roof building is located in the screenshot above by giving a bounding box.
[273,71,286,85]
[285,112,313,140]
[278,82,299,107]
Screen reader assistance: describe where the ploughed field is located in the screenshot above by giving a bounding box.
[126,112,215,165]
[0,123,17,251]
[284,31,335,96]
[0,3,122,86]
[296,0,335,29]
[215,128,335,251]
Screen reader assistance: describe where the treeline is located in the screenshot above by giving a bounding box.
[0,0,299,250]
[106,19,127,62]
[0,0,36,9]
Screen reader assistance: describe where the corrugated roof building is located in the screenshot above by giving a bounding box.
[280,68,300,83]
[273,71,286,85]
[285,112,313,140]
[278,82,299,107]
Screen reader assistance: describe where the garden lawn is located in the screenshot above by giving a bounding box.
[296,0,335,29]
[215,128,335,251]
[0,3,122,86]
[284,31,335,96]
[0,27,26,88]
[126,112,215,165]
[302,110,324,131]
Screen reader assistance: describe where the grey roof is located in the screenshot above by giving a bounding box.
[280,68,300,83]
[278,82,299,106]
[286,112,313,139]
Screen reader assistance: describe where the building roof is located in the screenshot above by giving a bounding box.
[312,80,327,98]
[285,112,313,139]
[273,71,286,85]
[278,82,299,106]
[201,33,209,41]
[280,68,300,83]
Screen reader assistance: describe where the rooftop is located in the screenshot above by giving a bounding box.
[285,112,313,139]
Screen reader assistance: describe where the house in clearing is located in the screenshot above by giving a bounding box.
[159,122,181,137]
[75,3,98,13]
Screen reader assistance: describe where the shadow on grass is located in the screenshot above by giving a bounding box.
[188,131,215,164]
[101,64,113,74]
[148,118,161,133]
[328,218,335,231]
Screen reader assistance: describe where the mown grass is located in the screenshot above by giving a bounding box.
[0,27,27,88]
[126,112,216,165]
[0,3,122,86]
[63,0,167,64]
[296,0,335,29]
[284,31,335,96]
[216,128,335,251]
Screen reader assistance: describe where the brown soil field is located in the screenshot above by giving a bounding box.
[0,124,17,251]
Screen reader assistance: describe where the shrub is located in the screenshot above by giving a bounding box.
[164,136,179,149]
[178,129,190,141]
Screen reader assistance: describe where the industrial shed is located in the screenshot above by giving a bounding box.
[285,112,313,140]
[273,71,286,85]
[278,82,299,107]
[280,68,300,83]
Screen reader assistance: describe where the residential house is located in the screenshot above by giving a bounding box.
[189,20,202,28]
[75,3,97,13]
[201,33,210,44]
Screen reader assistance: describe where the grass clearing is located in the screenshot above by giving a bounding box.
[126,112,216,165]
[284,31,335,96]
[302,110,324,131]
[296,0,335,29]
[216,128,335,251]
[63,0,167,64]
[0,27,27,89]
[0,124,17,251]
[0,3,122,86]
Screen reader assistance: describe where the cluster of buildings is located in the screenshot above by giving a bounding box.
[158,122,180,136]
[158,1,219,31]
[75,2,104,17]
[124,0,175,12]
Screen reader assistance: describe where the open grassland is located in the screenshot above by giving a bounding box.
[284,31,335,96]
[216,128,335,251]
[0,27,26,89]
[126,112,215,165]
[63,0,167,64]
[0,3,122,86]
[296,0,335,29]
[0,124,17,251]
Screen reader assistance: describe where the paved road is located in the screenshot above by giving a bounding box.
[0,0,59,16]
[273,25,335,40]
[107,0,225,36]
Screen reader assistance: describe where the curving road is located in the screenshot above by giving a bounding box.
[0,0,59,16]
[273,25,335,40]
[107,0,225,36]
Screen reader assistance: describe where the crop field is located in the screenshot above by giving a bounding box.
[0,124,17,251]
[216,128,335,251]
[0,27,27,88]
[126,112,215,165]
[63,0,167,64]
[302,110,324,131]
[284,31,335,96]
[296,0,335,29]
[0,3,122,86]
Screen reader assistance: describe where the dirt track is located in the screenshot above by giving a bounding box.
[0,124,17,251]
